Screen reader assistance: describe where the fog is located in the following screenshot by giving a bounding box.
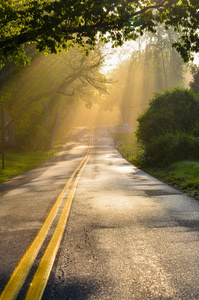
[1,27,191,149]
[97,27,188,128]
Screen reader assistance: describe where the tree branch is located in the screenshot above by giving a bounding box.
[0,1,168,52]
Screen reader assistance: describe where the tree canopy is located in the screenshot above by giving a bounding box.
[0,0,199,68]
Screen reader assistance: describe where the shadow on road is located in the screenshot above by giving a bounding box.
[44,277,102,300]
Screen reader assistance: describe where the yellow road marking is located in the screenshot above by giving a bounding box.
[0,130,93,300]
[25,140,93,299]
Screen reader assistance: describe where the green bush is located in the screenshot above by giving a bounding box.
[135,88,199,167]
[135,88,199,145]
[192,121,199,137]
[143,133,199,166]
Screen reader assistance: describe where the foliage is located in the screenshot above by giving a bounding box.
[113,131,144,167]
[143,25,185,90]
[103,25,186,127]
[135,88,199,145]
[135,88,199,166]
[1,46,107,149]
[53,128,71,148]
[0,0,199,68]
[143,133,199,166]
[189,64,199,94]
[114,132,199,198]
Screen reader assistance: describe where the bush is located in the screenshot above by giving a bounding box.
[135,88,199,145]
[192,121,199,137]
[143,133,199,166]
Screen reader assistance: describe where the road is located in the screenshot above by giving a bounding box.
[1,127,199,299]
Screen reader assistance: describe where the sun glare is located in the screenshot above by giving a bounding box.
[101,40,142,74]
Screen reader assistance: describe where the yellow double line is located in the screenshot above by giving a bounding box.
[0,129,93,300]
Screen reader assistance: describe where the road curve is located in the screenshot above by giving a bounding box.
[1,127,199,299]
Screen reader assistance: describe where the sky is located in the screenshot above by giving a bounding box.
[194,54,199,65]
[101,41,139,73]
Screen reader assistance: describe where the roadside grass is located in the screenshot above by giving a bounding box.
[0,128,72,184]
[0,150,49,184]
[113,132,144,167]
[114,132,199,200]
[113,132,143,167]
[145,161,199,199]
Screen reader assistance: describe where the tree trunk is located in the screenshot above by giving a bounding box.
[1,105,5,169]
[8,124,16,147]
[50,106,61,149]
[161,48,168,89]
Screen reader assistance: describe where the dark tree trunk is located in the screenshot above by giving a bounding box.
[50,106,61,149]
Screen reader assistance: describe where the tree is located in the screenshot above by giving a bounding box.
[102,25,186,127]
[143,26,185,90]
[189,65,199,94]
[0,0,199,69]
[1,46,107,149]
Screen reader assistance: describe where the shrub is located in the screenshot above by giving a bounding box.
[143,133,199,166]
[135,88,199,145]
[192,121,199,137]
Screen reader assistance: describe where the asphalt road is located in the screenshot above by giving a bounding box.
[1,127,199,299]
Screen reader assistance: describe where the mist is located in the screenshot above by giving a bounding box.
[101,26,188,128]
[0,25,191,151]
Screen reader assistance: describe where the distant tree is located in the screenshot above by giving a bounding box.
[189,65,199,94]
[0,0,199,68]
[143,26,185,91]
[107,26,186,126]
[2,46,107,149]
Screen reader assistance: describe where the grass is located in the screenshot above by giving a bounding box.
[0,128,72,184]
[114,132,199,200]
[0,150,50,184]
[113,132,144,167]
[145,161,199,199]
